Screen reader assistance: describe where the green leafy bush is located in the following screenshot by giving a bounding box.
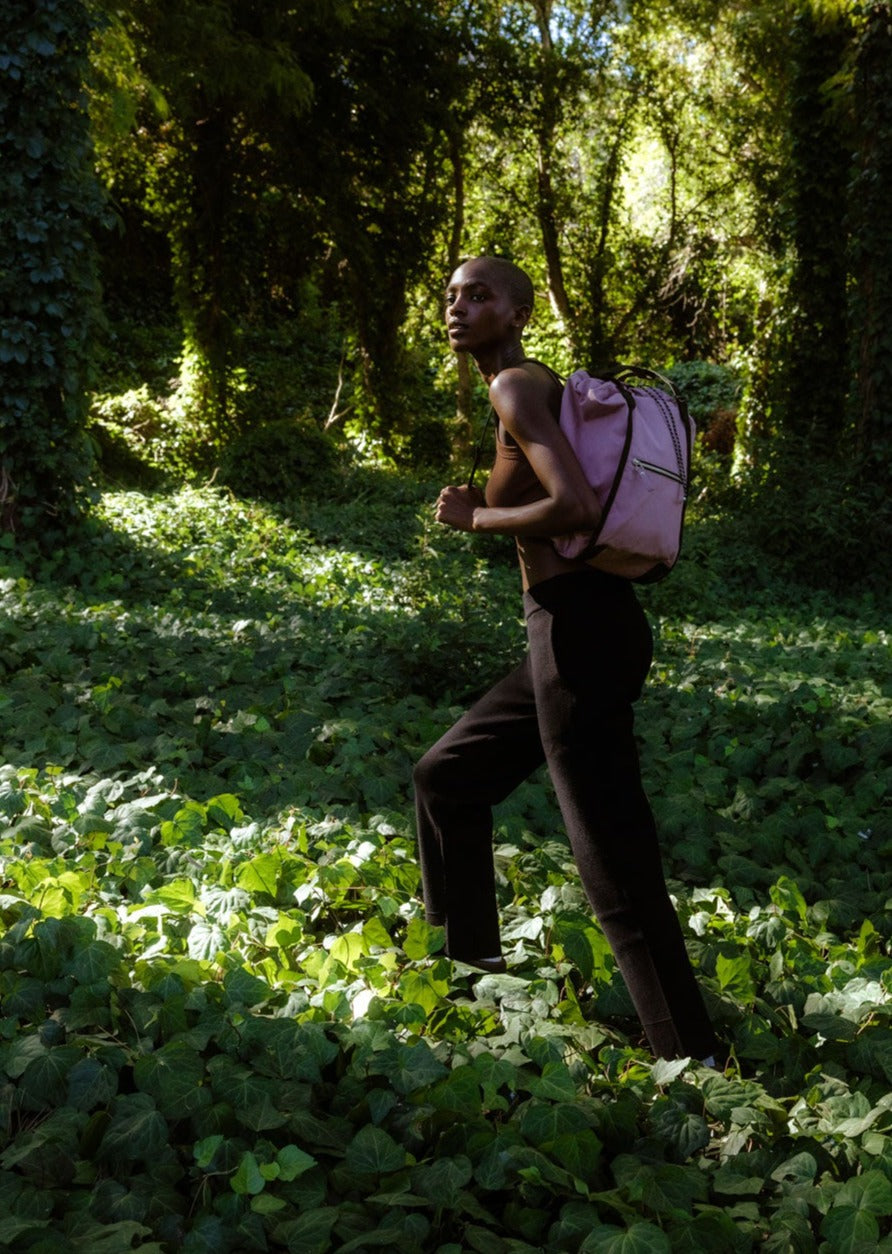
[88,385,173,487]
[219,417,342,502]
[664,360,741,428]
[742,454,891,595]
[405,416,453,473]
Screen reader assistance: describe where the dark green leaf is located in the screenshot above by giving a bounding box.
[344,1125,408,1175]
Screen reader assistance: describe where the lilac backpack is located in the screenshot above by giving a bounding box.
[552,367,695,583]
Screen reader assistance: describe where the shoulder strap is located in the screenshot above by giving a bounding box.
[466,358,564,489]
[467,406,496,489]
[611,363,680,400]
[524,358,565,388]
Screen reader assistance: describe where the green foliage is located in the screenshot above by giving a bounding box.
[404,418,454,474]
[847,0,892,462]
[115,0,320,432]
[776,4,852,455]
[88,385,178,486]
[738,452,892,595]
[219,417,342,502]
[663,362,743,511]
[664,361,741,426]
[294,0,471,438]
[0,0,107,535]
[0,474,890,1248]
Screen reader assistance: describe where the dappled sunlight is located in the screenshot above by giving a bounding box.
[1,479,890,1250]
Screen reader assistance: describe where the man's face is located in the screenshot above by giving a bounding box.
[444,262,521,354]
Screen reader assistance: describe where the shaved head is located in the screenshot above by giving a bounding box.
[454,256,535,313]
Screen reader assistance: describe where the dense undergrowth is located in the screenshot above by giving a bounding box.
[0,471,890,1252]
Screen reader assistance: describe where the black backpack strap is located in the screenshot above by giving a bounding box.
[611,363,681,400]
[524,358,565,388]
[468,406,496,490]
[466,358,565,489]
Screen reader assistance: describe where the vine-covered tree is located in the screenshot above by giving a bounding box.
[117,0,319,435]
[292,0,473,443]
[848,0,892,467]
[0,0,106,535]
[779,3,852,457]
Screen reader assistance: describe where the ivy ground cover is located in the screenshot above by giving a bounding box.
[0,477,890,1253]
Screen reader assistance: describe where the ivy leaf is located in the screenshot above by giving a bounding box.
[206,1057,287,1131]
[21,1046,82,1107]
[276,1144,318,1181]
[701,1074,772,1122]
[187,921,227,961]
[834,1170,892,1216]
[770,1152,818,1186]
[715,952,757,1005]
[402,917,445,959]
[580,1221,672,1252]
[520,1101,589,1146]
[365,1040,449,1094]
[0,1219,50,1246]
[98,1094,169,1163]
[668,1209,751,1253]
[411,1154,473,1206]
[819,1204,879,1250]
[397,968,446,1015]
[50,1221,160,1252]
[3,1035,47,1079]
[67,1056,119,1111]
[527,1062,579,1102]
[223,966,271,1008]
[649,1097,711,1160]
[230,1151,266,1196]
[69,940,122,984]
[274,1208,341,1252]
[550,1130,603,1183]
[206,793,244,831]
[344,1125,408,1175]
[612,1156,709,1214]
[236,851,283,896]
[133,1041,206,1117]
[426,1065,484,1115]
[193,1135,224,1169]
[848,1028,892,1082]
[144,879,198,913]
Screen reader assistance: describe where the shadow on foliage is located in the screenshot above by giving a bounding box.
[0,476,519,815]
[1,477,887,852]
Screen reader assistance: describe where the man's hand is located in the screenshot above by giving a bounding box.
[435,484,486,531]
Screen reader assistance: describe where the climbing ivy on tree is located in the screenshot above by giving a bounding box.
[848,0,892,466]
[779,3,852,457]
[0,0,106,535]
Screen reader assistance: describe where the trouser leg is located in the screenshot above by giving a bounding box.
[413,657,545,960]
[526,572,717,1060]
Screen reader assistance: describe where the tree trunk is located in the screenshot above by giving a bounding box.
[781,8,850,455]
[172,103,235,435]
[447,129,473,439]
[585,124,627,370]
[530,0,576,348]
[849,3,892,463]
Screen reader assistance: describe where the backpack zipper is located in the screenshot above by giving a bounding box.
[632,457,688,492]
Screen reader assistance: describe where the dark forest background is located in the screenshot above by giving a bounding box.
[2,0,891,591]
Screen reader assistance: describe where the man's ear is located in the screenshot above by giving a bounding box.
[512,304,532,329]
